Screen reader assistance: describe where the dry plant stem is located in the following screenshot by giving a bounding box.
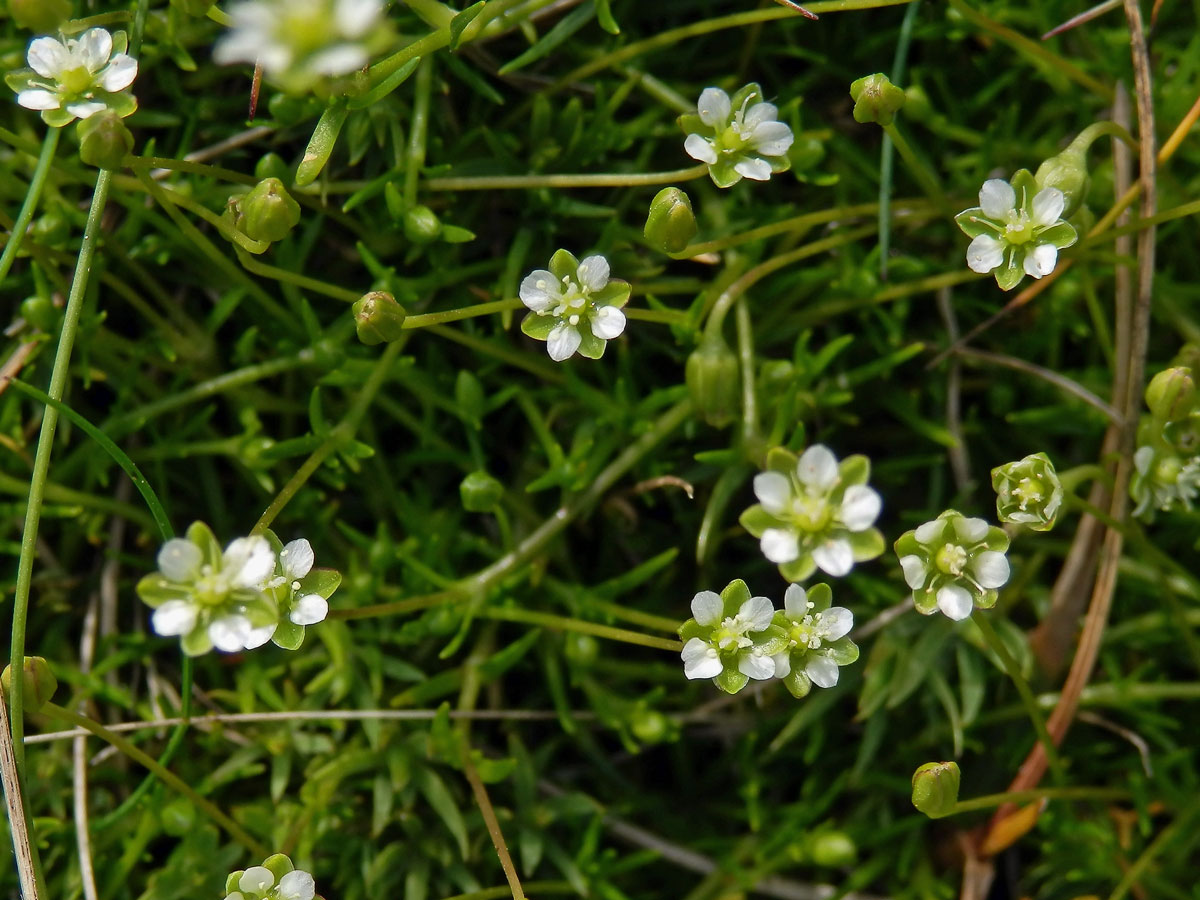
[937,287,971,493]
[0,695,44,899]
[953,347,1122,425]
[985,0,1157,844]
[462,751,525,900]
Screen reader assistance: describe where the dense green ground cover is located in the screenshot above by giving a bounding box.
[2,1,1199,898]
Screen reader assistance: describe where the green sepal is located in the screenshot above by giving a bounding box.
[181,627,213,656]
[186,521,222,566]
[575,328,607,360]
[272,619,305,651]
[954,209,993,239]
[678,619,708,642]
[714,667,749,694]
[893,530,923,558]
[983,525,1010,553]
[103,90,138,119]
[5,71,37,94]
[1010,168,1037,202]
[806,582,833,612]
[239,592,280,629]
[708,161,741,189]
[111,31,130,56]
[782,668,813,699]
[730,82,765,113]
[592,279,631,309]
[719,579,752,617]
[752,625,790,657]
[848,527,885,561]
[912,587,938,616]
[779,554,817,584]
[226,872,243,894]
[738,505,779,537]
[994,252,1024,291]
[521,313,558,340]
[825,637,859,666]
[839,454,870,486]
[769,155,792,175]
[1039,222,1078,249]
[975,589,999,610]
[676,113,708,136]
[301,568,342,600]
[136,574,190,607]
[43,107,74,128]
[262,854,295,881]
[548,249,579,281]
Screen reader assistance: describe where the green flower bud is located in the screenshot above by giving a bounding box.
[686,333,739,427]
[403,205,442,243]
[9,0,72,31]
[352,291,406,345]
[1,657,57,714]
[849,73,906,126]
[991,452,1063,532]
[1034,146,1090,218]
[643,187,697,254]
[239,178,301,244]
[159,797,197,836]
[20,295,58,333]
[1145,367,1195,423]
[460,470,504,512]
[254,152,291,184]
[911,761,960,818]
[77,111,134,170]
[902,84,934,123]
[629,707,671,745]
[809,831,858,867]
[564,633,599,666]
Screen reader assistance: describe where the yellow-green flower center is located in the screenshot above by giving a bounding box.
[61,66,95,95]
[935,543,968,576]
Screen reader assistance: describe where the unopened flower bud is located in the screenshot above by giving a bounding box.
[902,84,934,123]
[810,831,857,867]
[1035,147,1090,218]
[991,452,1063,532]
[352,291,406,345]
[629,707,670,745]
[9,0,72,31]
[254,152,290,184]
[460,470,504,512]
[643,187,697,254]
[2,657,57,714]
[239,177,301,244]
[1145,367,1195,424]
[849,73,906,126]
[911,761,960,818]
[78,111,134,170]
[686,333,739,427]
[403,205,442,243]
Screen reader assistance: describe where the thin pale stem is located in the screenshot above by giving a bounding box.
[949,786,1129,816]
[0,128,60,286]
[425,164,709,191]
[476,607,683,652]
[403,299,524,328]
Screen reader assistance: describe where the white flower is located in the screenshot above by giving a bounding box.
[519,250,631,361]
[681,84,794,188]
[271,539,329,626]
[679,584,787,691]
[214,0,384,90]
[770,584,857,689]
[894,510,1011,620]
[225,863,316,900]
[1131,445,1200,517]
[7,28,137,126]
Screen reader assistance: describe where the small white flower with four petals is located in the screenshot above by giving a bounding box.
[770,583,859,698]
[678,580,789,694]
[680,83,794,188]
[519,250,632,361]
[6,28,138,127]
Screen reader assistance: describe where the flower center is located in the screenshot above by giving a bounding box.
[935,543,968,576]
[61,66,95,95]
[1011,477,1044,509]
[192,564,233,606]
[788,614,822,650]
[790,494,832,532]
[712,616,754,651]
[1003,209,1036,245]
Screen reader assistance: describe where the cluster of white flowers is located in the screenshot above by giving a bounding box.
[6,28,138,126]
[224,856,317,900]
[679,581,858,696]
[138,522,339,655]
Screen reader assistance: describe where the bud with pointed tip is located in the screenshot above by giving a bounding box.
[849,73,906,126]
[353,291,406,345]
[686,333,739,427]
[239,178,301,244]
[2,657,57,714]
[912,761,960,818]
[644,187,698,254]
[78,111,134,170]
[1145,367,1195,424]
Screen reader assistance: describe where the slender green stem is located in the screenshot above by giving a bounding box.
[403,299,523,328]
[972,611,1065,782]
[947,786,1129,816]
[1069,120,1138,155]
[1079,196,1200,249]
[1107,797,1200,900]
[234,247,361,302]
[735,298,760,453]
[881,121,945,208]
[38,704,267,856]
[0,128,60,286]
[406,57,434,207]
[476,608,683,652]
[128,155,255,185]
[425,164,708,191]
[624,307,690,325]
[879,0,922,279]
[10,170,112,770]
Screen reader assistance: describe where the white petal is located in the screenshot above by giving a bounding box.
[209,615,252,653]
[899,554,928,590]
[158,539,203,582]
[733,157,772,181]
[739,596,775,631]
[753,471,792,515]
[690,590,723,626]
[760,528,800,564]
[519,269,560,312]
[99,55,137,92]
[65,101,107,119]
[77,29,114,72]
[290,593,329,626]
[278,869,317,900]
[151,600,197,637]
[242,623,277,649]
[936,585,974,621]
[966,234,1004,274]
[817,607,853,640]
[307,44,368,76]
[697,87,731,127]
[953,517,989,543]
[682,640,722,679]
[805,655,840,689]
[772,652,791,679]
[224,536,276,589]
[978,179,1016,219]
[742,101,777,127]
[27,38,70,78]
[576,255,609,292]
[335,0,382,36]
[1031,187,1064,226]
[546,323,581,362]
[17,89,61,111]
[239,866,275,894]
[914,520,943,545]
[973,551,1010,589]
[280,539,315,580]
[683,133,718,164]
[839,485,881,531]
[783,583,808,618]
[797,445,839,493]
[739,651,776,681]
[1134,445,1155,474]
[749,120,793,157]
[1024,243,1057,278]
[681,636,713,662]
[812,538,853,577]
[590,306,625,340]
